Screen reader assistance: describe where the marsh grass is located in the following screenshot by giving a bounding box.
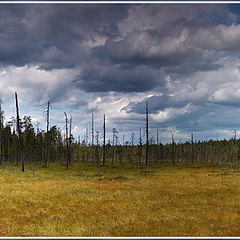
[0,162,239,236]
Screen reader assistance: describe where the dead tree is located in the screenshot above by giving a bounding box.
[69,115,72,143]
[86,127,89,163]
[138,128,142,169]
[130,132,135,163]
[64,112,70,169]
[45,101,50,167]
[95,131,99,166]
[103,114,106,166]
[15,92,24,172]
[112,128,118,164]
[91,109,94,164]
[112,129,114,164]
[77,135,80,171]
[146,101,149,167]
[69,114,72,163]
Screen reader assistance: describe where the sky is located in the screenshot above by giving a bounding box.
[1,4,240,144]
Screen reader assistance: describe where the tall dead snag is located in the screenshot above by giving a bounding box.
[103,114,106,166]
[15,92,24,172]
[145,101,149,167]
[45,101,50,167]
[86,127,89,163]
[112,128,115,164]
[64,112,70,169]
[115,129,118,162]
[138,128,142,170]
[95,131,99,166]
[112,128,118,164]
[77,135,80,171]
[172,134,175,165]
[69,114,72,164]
[69,115,72,143]
[191,133,194,164]
[91,109,94,164]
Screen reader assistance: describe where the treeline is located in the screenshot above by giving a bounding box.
[0,119,239,170]
[0,94,238,171]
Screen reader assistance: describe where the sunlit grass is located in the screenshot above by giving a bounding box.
[0,161,239,236]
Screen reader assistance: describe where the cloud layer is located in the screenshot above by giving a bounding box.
[0,4,240,142]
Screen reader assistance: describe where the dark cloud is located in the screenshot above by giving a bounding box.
[161,104,240,133]
[75,61,163,92]
[0,5,233,72]
[0,5,129,69]
[0,4,239,142]
[124,93,240,133]
[92,18,224,77]
[0,4,236,94]
[122,94,187,114]
[93,19,202,65]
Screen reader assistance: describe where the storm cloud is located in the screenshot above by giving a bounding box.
[0,4,240,142]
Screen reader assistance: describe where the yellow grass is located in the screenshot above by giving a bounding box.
[0,162,239,236]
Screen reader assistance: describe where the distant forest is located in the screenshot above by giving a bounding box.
[0,92,238,172]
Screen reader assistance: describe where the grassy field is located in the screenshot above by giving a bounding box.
[0,162,239,236]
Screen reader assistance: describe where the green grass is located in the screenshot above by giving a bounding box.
[0,162,239,236]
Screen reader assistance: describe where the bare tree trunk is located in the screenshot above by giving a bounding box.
[96,131,99,166]
[45,101,50,167]
[112,129,114,165]
[86,127,89,163]
[91,109,94,164]
[146,101,149,167]
[103,114,106,166]
[15,92,24,172]
[64,112,70,169]
[78,136,80,171]
[139,128,142,170]
[69,114,72,165]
